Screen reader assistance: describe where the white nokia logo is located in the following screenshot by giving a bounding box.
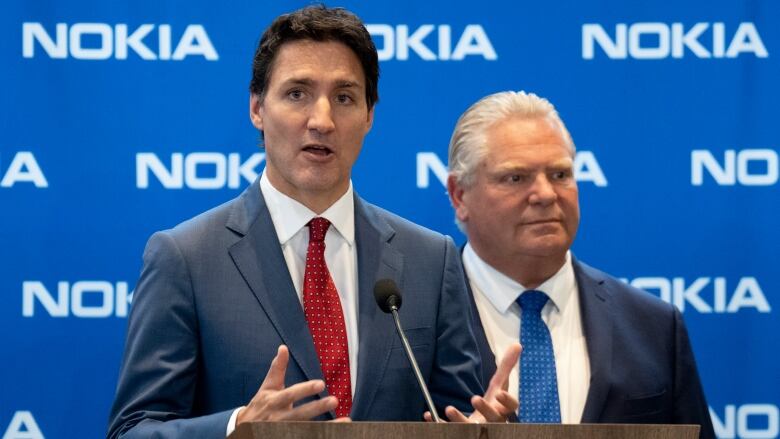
[626,277,770,314]
[692,149,778,186]
[23,281,133,318]
[136,152,265,189]
[1,152,47,188]
[583,22,768,60]
[3,411,44,439]
[710,404,779,439]
[22,23,218,60]
[367,24,496,61]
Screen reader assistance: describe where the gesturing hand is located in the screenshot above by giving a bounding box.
[425,343,522,423]
[236,345,347,424]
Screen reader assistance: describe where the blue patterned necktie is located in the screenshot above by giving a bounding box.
[517,290,561,423]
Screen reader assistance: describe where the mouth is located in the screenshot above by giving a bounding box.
[302,143,334,157]
[523,219,561,226]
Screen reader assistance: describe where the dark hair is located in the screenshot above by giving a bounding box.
[249,5,380,108]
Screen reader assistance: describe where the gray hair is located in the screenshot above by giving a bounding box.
[448,91,575,189]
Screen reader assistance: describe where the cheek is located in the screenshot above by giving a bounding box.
[264,142,294,168]
[567,209,580,233]
[563,195,580,216]
[561,197,580,233]
[457,188,487,222]
[266,107,303,134]
[347,123,371,149]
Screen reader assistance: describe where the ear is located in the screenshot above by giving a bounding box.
[365,105,375,132]
[249,93,263,131]
[447,174,469,224]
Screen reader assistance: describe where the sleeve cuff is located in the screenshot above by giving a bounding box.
[226,406,245,437]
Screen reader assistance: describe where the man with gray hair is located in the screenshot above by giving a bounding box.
[446,91,715,438]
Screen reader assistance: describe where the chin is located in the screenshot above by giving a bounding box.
[522,239,569,256]
[306,176,349,193]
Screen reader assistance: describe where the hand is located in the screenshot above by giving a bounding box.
[237,345,345,424]
[424,343,522,423]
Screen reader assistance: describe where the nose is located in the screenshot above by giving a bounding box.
[528,174,557,205]
[307,97,336,133]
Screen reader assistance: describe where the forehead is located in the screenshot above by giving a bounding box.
[267,39,366,88]
[483,116,572,167]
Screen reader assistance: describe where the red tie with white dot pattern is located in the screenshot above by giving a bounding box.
[303,217,352,418]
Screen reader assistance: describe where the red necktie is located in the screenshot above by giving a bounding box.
[303,217,352,418]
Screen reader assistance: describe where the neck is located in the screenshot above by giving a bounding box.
[265,172,349,215]
[289,190,344,215]
[473,245,566,290]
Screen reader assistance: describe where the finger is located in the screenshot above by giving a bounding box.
[444,405,470,423]
[330,417,352,423]
[425,410,453,423]
[495,390,519,414]
[486,343,522,398]
[471,395,503,423]
[259,345,290,391]
[271,379,326,408]
[281,395,338,421]
[424,411,447,423]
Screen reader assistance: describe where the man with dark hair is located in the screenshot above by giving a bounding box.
[108,6,514,438]
[249,5,380,109]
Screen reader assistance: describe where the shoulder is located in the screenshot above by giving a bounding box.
[167,198,236,240]
[357,197,452,248]
[153,178,262,246]
[144,194,244,262]
[574,258,677,319]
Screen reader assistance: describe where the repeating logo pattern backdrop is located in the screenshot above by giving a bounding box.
[1,1,777,437]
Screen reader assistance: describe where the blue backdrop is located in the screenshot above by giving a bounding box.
[1,1,777,438]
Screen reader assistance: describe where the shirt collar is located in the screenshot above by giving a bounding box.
[259,171,355,246]
[463,243,575,314]
[532,251,575,313]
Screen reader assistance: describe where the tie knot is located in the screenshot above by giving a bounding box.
[308,217,331,243]
[517,290,549,314]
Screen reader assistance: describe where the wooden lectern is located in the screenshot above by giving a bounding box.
[230,422,700,439]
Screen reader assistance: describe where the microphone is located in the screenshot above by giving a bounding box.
[373,279,442,423]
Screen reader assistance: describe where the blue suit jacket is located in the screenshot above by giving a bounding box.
[107,179,483,438]
[466,257,715,439]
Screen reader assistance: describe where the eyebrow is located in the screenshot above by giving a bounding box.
[493,160,573,173]
[547,160,574,169]
[493,164,532,173]
[335,80,360,89]
[279,77,362,89]
[280,77,314,87]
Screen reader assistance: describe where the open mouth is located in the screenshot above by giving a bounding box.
[302,144,333,156]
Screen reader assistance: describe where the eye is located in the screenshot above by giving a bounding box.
[335,93,354,104]
[502,174,526,184]
[551,169,573,181]
[287,89,305,101]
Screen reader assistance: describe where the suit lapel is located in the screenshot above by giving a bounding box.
[226,180,326,392]
[459,247,497,388]
[574,258,614,423]
[349,196,403,420]
[461,244,523,422]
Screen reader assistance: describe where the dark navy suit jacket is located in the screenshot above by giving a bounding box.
[107,179,483,438]
[466,257,715,439]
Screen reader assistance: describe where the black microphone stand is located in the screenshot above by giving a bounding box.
[387,302,442,423]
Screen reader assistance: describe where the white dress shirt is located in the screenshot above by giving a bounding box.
[227,172,359,435]
[463,244,590,423]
